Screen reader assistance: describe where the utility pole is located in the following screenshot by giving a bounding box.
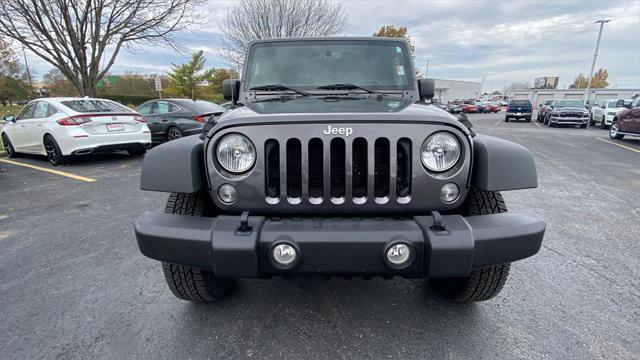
[480,76,486,95]
[22,45,34,97]
[425,59,431,78]
[585,19,611,103]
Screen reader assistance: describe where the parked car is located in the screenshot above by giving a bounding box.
[1,98,151,165]
[589,99,628,129]
[610,96,640,139]
[536,99,554,122]
[505,100,533,122]
[473,100,488,113]
[447,103,463,114]
[136,99,226,144]
[462,103,478,113]
[584,99,599,111]
[486,103,501,113]
[134,37,545,304]
[544,99,589,128]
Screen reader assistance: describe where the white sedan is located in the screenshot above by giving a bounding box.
[1,97,151,165]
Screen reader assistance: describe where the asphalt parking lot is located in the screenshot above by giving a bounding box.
[1,112,639,359]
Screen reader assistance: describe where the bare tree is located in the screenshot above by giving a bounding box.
[0,0,206,96]
[222,0,348,68]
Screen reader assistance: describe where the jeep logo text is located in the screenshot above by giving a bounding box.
[323,125,353,137]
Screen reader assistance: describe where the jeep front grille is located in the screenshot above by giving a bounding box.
[263,136,415,205]
[207,123,471,215]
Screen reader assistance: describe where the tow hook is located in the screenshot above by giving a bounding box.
[236,211,253,235]
[430,211,448,233]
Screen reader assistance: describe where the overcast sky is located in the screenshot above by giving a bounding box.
[27,0,640,91]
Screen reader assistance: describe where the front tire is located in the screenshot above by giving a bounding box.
[2,133,19,158]
[44,135,67,166]
[161,192,233,302]
[609,121,624,140]
[127,147,146,156]
[600,116,607,129]
[589,115,595,127]
[429,188,511,303]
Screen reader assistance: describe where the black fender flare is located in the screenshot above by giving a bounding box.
[471,134,538,191]
[140,136,206,193]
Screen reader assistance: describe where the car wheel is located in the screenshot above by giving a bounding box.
[600,116,607,129]
[504,117,509,122]
[526,116,531,122]
[588,115,595,127]
[167,127,183,141]
[543,116,549,125]
[2,133,19,158]
[127,147,146,156]
[580,124,587,129]
[548,120,555,127]
[609,121,624,140]
[161,192,233,302]
[429,187,511,303]
[44,135,67,166]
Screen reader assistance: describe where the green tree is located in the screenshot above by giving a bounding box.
[209,68,240,93]
[166,51,215,99]
[0,38,29,105]
[372,25,420,77]
[570,68,609,89]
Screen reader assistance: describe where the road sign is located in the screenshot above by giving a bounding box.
[154,77,162,92]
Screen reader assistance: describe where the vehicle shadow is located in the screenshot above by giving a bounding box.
[169,278,488,358]
[12,151,139,168]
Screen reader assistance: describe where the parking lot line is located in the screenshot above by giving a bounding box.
[597,138,640,154]
[533,121,541,128]
[494,119,502,126]
[0,159,97,182]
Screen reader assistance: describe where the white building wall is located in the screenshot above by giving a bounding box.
[512,89,640,107]
[433,79,482,103]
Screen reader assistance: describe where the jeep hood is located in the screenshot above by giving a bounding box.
[210,97,467,135]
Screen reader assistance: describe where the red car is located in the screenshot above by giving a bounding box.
[486,103,501,113]
[610,96,640,139]
[462,104,478,113]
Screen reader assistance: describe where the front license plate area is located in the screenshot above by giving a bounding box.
[107,123,124,132]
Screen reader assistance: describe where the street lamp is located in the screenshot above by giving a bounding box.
[585,19,611,104]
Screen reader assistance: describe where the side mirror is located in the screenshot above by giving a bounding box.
[418,78,435,100]
[222,79,241,104]
[2,114,15,122]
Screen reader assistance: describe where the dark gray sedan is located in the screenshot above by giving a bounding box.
[136,99,225,144]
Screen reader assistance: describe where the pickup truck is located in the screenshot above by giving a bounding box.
[505,100,533,122]
[590,99,628,129]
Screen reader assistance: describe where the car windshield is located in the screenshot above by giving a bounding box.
[61,99,132,113]
[245,40,413,91]
[555,100,583,108]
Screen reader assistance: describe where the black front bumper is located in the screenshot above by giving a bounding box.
[134,212,545,278]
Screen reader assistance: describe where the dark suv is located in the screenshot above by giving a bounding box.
[134,38,545,304]
[505,100,533,122]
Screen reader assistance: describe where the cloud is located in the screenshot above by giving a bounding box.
[25,0,639,90]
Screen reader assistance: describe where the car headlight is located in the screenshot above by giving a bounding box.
[421,132,461,172]
[216,134,256,173]
[607,111,617,116]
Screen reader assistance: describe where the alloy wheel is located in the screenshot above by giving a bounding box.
[168,128,182,140]
[610,123,618,137]
[45,138,59,164]
[2,135,14,156]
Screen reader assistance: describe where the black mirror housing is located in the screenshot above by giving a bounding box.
[418,78,435,100]
[222,79,241,104]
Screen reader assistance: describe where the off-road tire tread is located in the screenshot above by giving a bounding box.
[161,192,232,302]
[430,187,511,303]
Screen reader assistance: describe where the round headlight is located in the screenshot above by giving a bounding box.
[421,132,461,172]
[216,134,255,173]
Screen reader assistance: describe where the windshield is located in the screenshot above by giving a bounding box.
[555,100,583,108]
[245,40,413,91]
[61,99,133,113]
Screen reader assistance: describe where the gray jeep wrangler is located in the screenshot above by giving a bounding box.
[134,38,545,303]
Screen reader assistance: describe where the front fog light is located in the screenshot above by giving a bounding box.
[385,242,414,269]
[271,243,299,269]
[440,183,459,203]
[218,184,237,204]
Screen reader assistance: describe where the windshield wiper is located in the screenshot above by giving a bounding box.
[249,84,310,97]
[316,83,385,97]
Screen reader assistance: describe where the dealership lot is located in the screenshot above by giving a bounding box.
[1,112,639,359]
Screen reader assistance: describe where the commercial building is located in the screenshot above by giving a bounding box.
[432,79,482,103]
[511,88,640,106]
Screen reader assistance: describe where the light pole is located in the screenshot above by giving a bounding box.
[425,59,431,78]
[22,45,34,97]
[585,19,611,103]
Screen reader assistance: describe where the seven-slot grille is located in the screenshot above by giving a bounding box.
[264,137,412,205]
